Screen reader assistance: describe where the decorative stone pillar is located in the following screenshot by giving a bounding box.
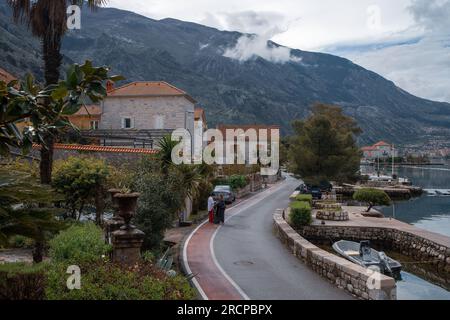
[112,228,145,265]
[111,193,145,266]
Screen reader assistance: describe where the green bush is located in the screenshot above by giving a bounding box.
[353,188,391,212]
[52,157,110,220]
[0,263,47,300]
[48,223,111,264]
[134,160,184,250]
[213,175,248,190]
[45,261,196,300]
[296,194,313,205]
[289,201,312,228]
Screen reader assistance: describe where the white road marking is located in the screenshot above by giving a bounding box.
[182,179,289,300]
[182,220,209,300]
[210,180,288,300]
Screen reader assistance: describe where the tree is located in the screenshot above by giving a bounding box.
[353,188,391,212]
[0,61,122,157]
[157,135,181,175]
[7,0,109,184]
[133,158,184,250]
[0,167,66,263]
[288,104,362,184]
[52,157,110,223]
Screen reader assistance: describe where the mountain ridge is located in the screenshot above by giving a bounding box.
[1,2,449,145]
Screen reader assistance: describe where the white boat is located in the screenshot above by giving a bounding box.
[424,189,450,196]
[333,240,402,279]
[368,174,411,185]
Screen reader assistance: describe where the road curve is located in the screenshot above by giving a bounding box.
[213,176,351,300]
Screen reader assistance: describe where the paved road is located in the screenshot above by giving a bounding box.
[213,176,351,300]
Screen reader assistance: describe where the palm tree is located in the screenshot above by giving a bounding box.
[157,135,181,175]
[176,164,202,222]
[7,0,108,184]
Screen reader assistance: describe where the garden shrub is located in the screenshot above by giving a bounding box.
[45,261,196,300]
[0,263,47,300]
[48,223,111,264]
[213,175,249,190]
[229,175,248,190]
[133,160,184,250]
[289,201,312,228]
[52,157,110,220]
[353,188,391,212]
[296,194,313,205]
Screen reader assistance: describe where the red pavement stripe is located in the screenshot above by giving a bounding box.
[183,181,286,300]
[186,222,244,300]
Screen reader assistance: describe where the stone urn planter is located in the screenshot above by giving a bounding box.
[114,193,140,230]
[107,189,122,218]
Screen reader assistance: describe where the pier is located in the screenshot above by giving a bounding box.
[334,184,423,199]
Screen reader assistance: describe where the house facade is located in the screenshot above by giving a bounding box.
[100,81,195,134]
[68,105,102,130]
[216,124,281,165]
[362,141,398,159]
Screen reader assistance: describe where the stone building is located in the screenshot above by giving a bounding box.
[68,105,102,130]
[362,141,398,160]
[100,81,196,133]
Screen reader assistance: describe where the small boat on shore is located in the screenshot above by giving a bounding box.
[425,189,450,196]
[332,240,402,279]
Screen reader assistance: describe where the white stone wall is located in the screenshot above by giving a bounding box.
[100,96,195,134]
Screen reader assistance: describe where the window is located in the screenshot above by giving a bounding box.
[154,115,165,129]
[122,117,134,129]
[90,120,99,130]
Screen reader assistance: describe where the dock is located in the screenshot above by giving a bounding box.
[334,184,423,199]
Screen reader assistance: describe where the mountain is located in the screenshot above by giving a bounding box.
[1,2,450,145]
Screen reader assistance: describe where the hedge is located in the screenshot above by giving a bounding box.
[213,175,249,190]
[0,263,47,300]
[295,194,313,205]
[289,201,312,228]
[45,261,196,300]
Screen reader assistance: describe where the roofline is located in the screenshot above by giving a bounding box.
[107,81,197,103]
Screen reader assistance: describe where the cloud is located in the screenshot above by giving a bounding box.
[223,34,297,63]
[408,0,450,34]
[217,11,300,63]
[328,0,450,103]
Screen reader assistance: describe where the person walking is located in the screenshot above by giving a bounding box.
[216,195,226,225]
[207,194,215,224]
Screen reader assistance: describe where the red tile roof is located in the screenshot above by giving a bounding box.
[71,105,102,117]
[107,81,196,103]
[0,67,16,83]
[373,141,391,147]
[33,144,158,155]
[361,146,376,151]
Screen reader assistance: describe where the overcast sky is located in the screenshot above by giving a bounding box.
[106,0,450,103]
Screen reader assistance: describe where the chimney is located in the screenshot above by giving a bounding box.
[106,80,114,93]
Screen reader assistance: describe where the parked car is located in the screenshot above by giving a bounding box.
[212,185,236,204]
[296,182,331,200]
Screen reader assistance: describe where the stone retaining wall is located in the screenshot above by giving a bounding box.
[300,226,450,274]
[273,210,397,300]
[316,210,349,221]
